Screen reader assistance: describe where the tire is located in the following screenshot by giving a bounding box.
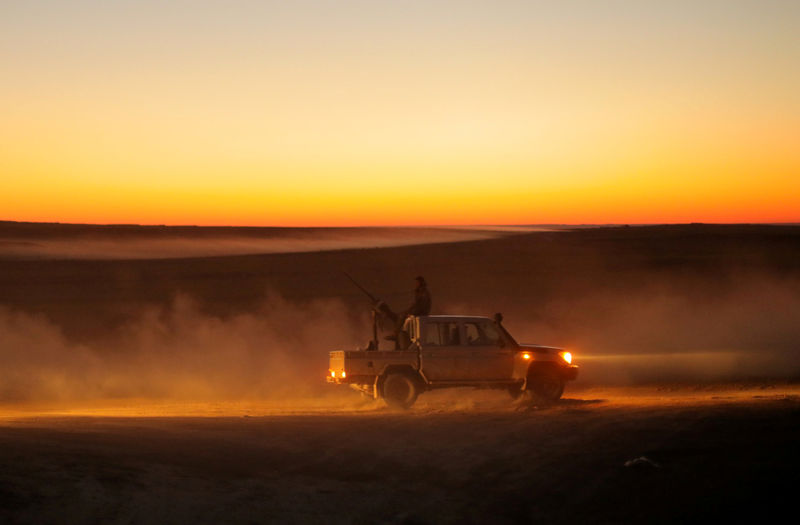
[508,383,525,400]
[527,368,565,402]
[381,372,419,409]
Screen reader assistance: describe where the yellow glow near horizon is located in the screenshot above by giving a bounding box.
[1,1,798,226]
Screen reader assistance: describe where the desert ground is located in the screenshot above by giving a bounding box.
[1,386,798,524]
[1,222,799,523]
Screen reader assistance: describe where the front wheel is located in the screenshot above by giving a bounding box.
[507,383,525,400]
[381,373,419,409]
[527,369,565,402]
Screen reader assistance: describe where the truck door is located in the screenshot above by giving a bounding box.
[418,320,464,381]
[463,321,514,380]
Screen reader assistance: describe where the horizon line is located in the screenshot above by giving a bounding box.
[2,220,799,229]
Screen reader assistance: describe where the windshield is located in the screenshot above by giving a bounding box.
[464,321,501,346]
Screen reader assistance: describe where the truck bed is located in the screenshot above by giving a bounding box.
[328,350,418,383]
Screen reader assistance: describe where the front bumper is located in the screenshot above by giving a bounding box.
[561,365,579,381]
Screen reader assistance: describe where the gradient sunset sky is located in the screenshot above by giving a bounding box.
[2,1,798,226]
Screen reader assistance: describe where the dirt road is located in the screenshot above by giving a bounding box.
[1,385,798,524]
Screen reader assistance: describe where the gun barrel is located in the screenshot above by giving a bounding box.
[343,272,378,303]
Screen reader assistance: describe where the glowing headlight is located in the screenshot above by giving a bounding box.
[330,371,336,378]
[341,371,346,378]
[559,351,573,364]
[521,353,531,360]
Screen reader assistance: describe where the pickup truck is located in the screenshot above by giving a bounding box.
[327,314,578,408]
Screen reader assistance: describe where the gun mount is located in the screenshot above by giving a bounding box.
[344,273,399,350]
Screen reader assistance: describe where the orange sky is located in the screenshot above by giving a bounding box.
[2,1,798,226]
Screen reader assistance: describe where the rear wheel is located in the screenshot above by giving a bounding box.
[382,373,419,409]
[527,368,565,402]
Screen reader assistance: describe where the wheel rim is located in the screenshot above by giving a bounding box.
[385,376,411,403]
[533,373,563,400]
[540,379,560,398]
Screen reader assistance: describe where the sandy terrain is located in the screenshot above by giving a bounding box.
[1,385,798,524]
[0,222,799,523]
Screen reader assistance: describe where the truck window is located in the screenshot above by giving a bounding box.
[422,322,460,346]
[422,323,441,346]
[445,322,460,345]
[464,322,501,346]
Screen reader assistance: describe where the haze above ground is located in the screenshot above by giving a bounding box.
[0,221,567,260]
[2,222,799,397]
[0,220,792,260]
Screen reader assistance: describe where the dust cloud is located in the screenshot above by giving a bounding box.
[0,294,367,403]
[503,273,800,384]
[1,274,800,405]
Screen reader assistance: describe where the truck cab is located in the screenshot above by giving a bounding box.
[328,314,578,408]
[413,315,516,381]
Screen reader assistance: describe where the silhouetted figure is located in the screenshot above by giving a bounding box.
[405,275,432,316]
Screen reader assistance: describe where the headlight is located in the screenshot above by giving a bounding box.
[558,351,572,364]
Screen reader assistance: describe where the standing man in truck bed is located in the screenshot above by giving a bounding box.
[405,276,431,316]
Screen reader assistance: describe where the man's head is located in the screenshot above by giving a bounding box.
[415,276,426,289]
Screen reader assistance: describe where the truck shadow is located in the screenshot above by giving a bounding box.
[514,397,605,412]
[559,398,605,406]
